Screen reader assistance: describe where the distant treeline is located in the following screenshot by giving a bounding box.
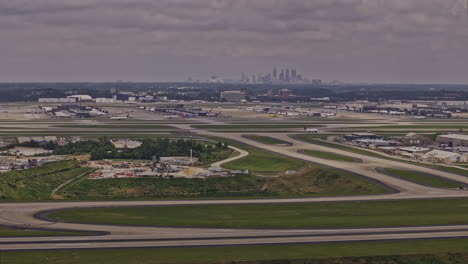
[1,82,468,102]
[20,137,230,162]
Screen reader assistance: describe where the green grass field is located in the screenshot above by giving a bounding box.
[347,125,468,130]
[206,136,307,173]
[60,167,387,200]
[382,169,462,188]
[244,135,291,145]
[48,198,468,228]
[6,240,468,264]
[0,227,93,237]
[433,165,468,177]
[193,124,322,132]
[227,119,374,124]
[302,150,357,162]
[0,132,176,137]
[54,125,178,130]
[0,160,91,201]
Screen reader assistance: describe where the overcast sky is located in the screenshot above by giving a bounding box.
[0,0,467,83]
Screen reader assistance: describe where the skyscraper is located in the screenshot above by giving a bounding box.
[273,67,277,79]
[286,68,290,82]
[291,69,297,82]
[241,72,250,83]
[279,69,285,81]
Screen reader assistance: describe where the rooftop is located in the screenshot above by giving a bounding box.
[424,150,460,159]
[438,134,468,140]
[351,132,376,137]
[399,147,431,153]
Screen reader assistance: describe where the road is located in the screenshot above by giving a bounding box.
[2,124,468,251]
[209,145,249,170]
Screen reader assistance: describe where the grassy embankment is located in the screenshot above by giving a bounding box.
[0,160,91,201]
[61,166,386,200]
[60,136,387,199]
[6,242,468,264]
[47,198,468,228]
[0,132,176,137]
[382,168,463,189]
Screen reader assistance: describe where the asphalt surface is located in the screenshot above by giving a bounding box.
[2,122,468,251]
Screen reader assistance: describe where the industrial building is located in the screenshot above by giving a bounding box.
[220,90,246,102]
[437,134,468,147]
[38,97,78,103]
[422,150,468,163]
[159,156,198,166]
[401,133,433,146]
[344,132,379,141]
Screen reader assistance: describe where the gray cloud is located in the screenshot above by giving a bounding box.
[0,0,467,83]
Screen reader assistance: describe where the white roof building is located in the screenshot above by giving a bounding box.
[422,150,467,163]
[398,147,431,154]
[67,95,93,101]
[43,136,58,142]
[17,137,32,143]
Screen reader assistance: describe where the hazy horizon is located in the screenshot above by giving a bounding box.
[1,0,467,83]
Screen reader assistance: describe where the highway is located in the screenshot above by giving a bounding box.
[2,124,468,251]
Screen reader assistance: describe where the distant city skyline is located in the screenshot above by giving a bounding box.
[0,0,467,84]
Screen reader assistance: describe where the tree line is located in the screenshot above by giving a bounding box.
[19,137,230,162]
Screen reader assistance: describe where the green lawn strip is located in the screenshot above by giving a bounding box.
[333,130,440,136]
[346,125,468,130]
[243,135,291,145]
[382,169,463,189]
[0,127,39,130]
[333,130,458,135]
[47,198,468,228]
[0,161,91,201]
[414,119,468,122]
[0,227,93,237]
[291,134,468,177]
[199,130,306,133]
[6,241,468,264]
[96,121,202,124]
[193,124,322,131]
[0,133,176,138]
[302,150,357,162]
[226,119,377,124]
[60,166,387,200]
[53,125,178,130]
[205,136,307,173]
[0,131,176,134]
[433,166,468,176]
